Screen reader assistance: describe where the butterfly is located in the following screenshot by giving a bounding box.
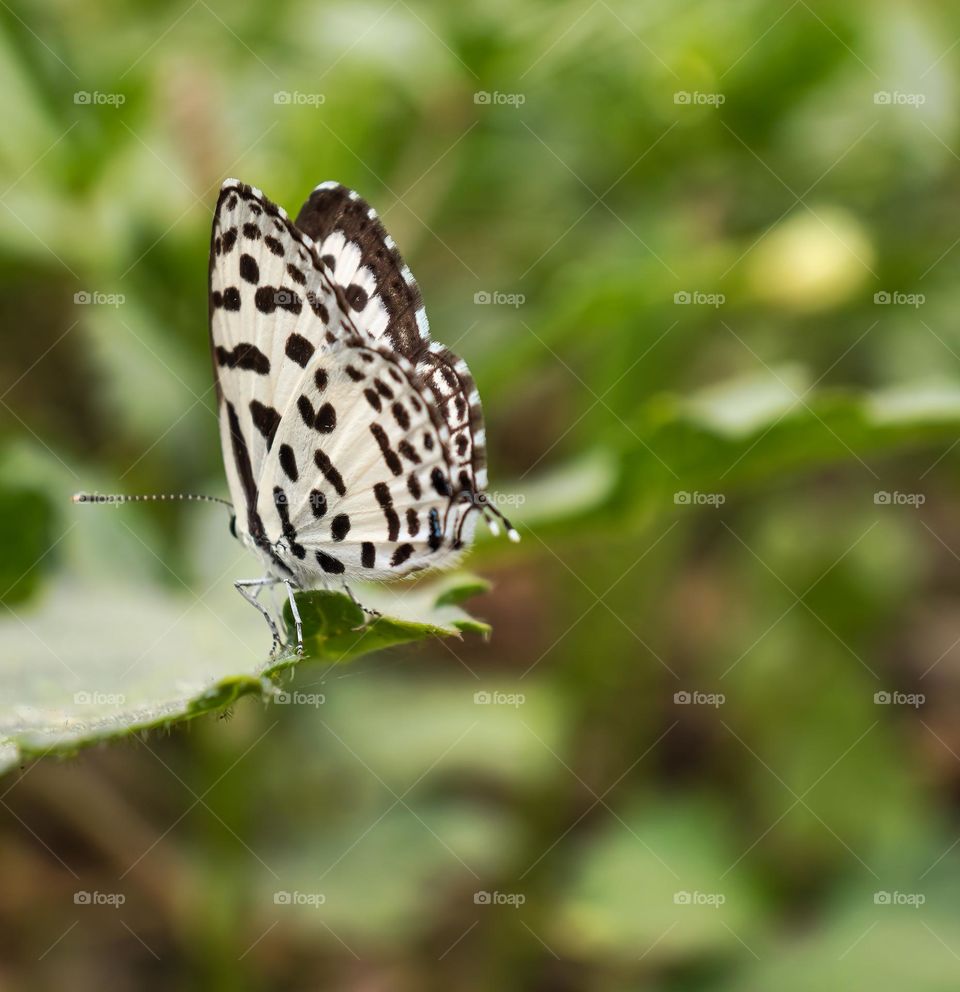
[208,179,518,654]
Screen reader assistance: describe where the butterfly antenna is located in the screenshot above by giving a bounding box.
[72,492,233,509]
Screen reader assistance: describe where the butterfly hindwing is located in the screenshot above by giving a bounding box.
[255,338,475,581]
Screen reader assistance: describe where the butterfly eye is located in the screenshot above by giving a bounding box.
[229,514,238,540]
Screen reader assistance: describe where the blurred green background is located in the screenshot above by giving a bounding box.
[4,0,960,988]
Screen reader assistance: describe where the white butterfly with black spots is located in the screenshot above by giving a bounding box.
[208,178,517,653]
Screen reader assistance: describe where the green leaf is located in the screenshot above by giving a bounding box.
[0,575,489,776]
[0,482,56,607]
[553,797,762,963]
[517,373,960,532]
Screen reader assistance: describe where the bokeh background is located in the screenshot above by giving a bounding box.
[4,0,960,988]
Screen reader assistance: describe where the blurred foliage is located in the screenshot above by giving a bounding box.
[3,0,960,990]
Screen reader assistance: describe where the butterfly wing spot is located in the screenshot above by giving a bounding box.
[374,482,400,541]
[406,507,420,537]
[255,286,302,315]
[239,254,260,284]
[390,544,413,567]
[279,444,298,482]
[345,284,368,310]
[314,450,346,496]
[370,423,402,476]
[428,507,442,551]
[216,343,269,373]
[273,486,306,560]
[397,439,420,465]
[285,333,315,367]
[250,400,281,450]
[330,513,350,541]
[315,403,337,433]
[212,287,241,311]
[309,489,327,518]
[431,467,450,497]
[316,550,345,574]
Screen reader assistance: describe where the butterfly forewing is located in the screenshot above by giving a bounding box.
[209,180,352,548]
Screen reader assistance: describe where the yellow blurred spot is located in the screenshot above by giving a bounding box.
[746,208,874,312]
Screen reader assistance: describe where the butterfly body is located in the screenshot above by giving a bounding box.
[208,179,512,650]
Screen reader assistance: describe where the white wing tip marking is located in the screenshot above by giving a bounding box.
[400,265,415,286]
[347,189,360,201]
[507,527,521,543]
[315,180,340,191]
[415,307,430,338]
[427,341,444,354]
[468,390,481,405]
[384,235,396,250]
[221,177,242,190]
[250,186,264,199]
[474,428,486,446]
[454,359,469,374]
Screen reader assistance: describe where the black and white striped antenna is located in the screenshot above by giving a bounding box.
[72,492,233,509]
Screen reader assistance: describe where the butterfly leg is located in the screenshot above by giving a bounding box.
[235,578,282,655]
[284,580,304,656]
[343,582,382,632]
